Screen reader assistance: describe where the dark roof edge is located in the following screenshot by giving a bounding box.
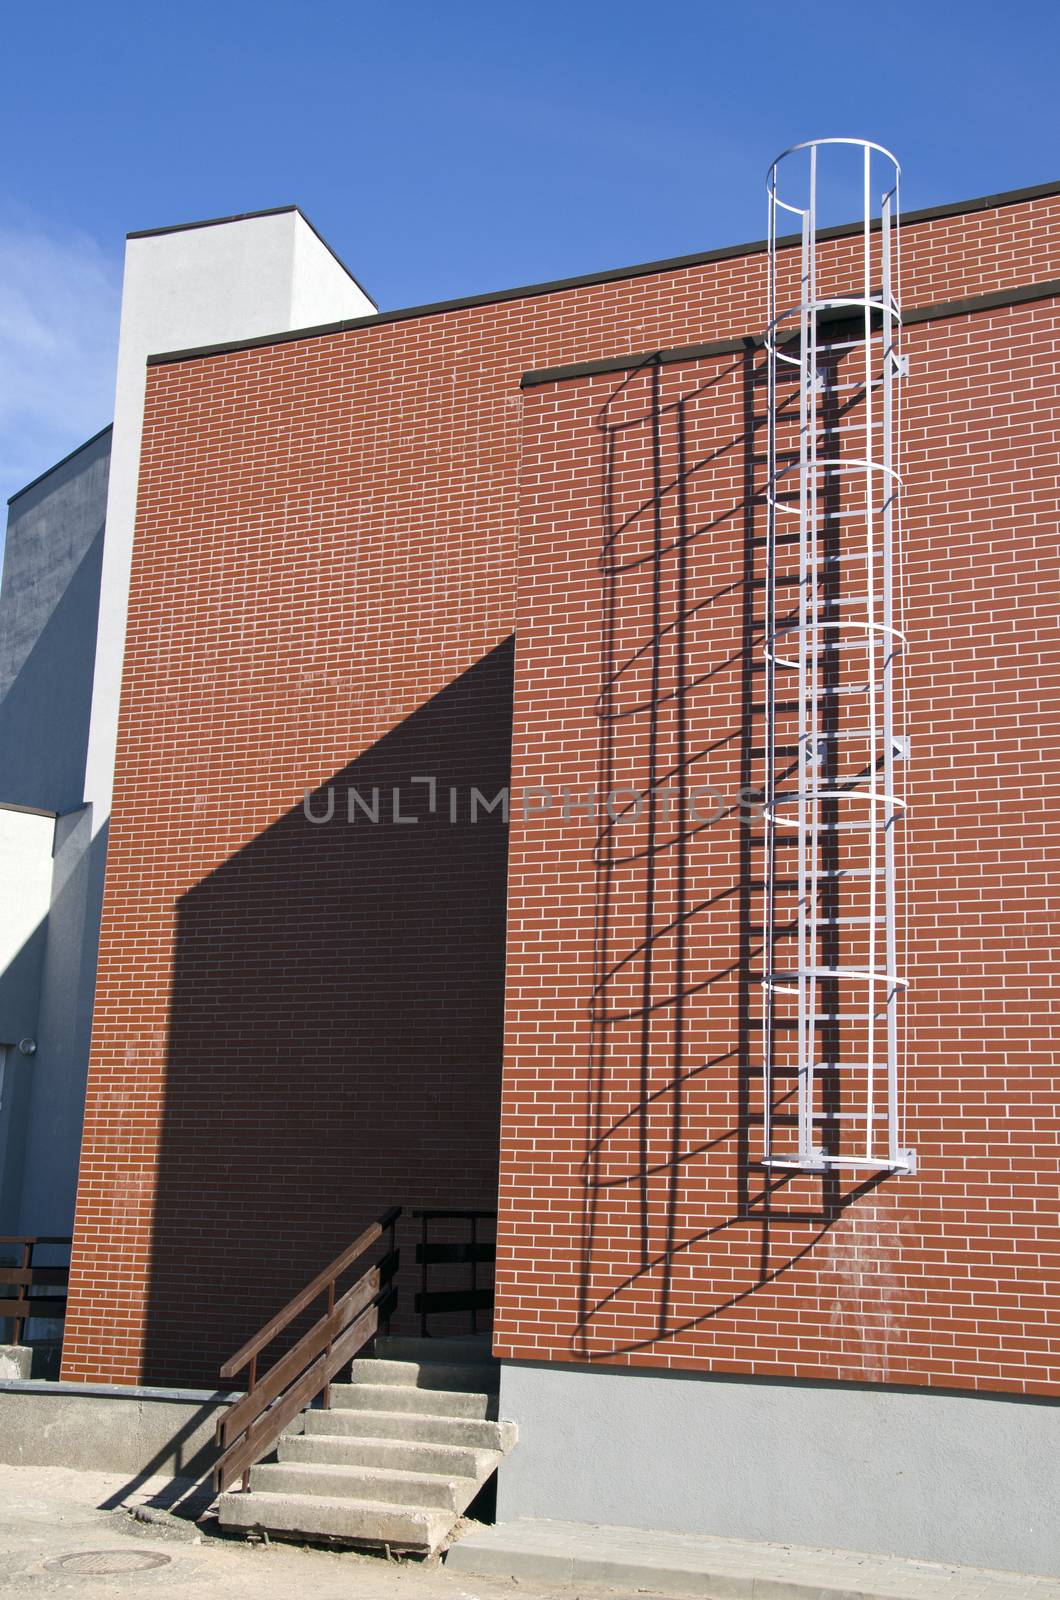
[127,204,299,239]
[144,177,1060,370]
[0,800,58,819]
[128,205,378,313]
[7,423,114,507]
[520,277,1060,389]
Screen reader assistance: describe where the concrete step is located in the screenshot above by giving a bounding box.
[305,1404,516,1453]
[330,1379,495,1419]
[249,1458,477,1512]
[348,1357,498,1394]
[374,1334,496,1366]
[218,1488,451,1553]
[279,1427,498,1482]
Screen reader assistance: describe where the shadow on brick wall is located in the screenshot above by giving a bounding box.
[143,637,514,1386]
[576,352,886,1358]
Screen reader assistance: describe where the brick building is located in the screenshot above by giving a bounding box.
[1,162,1058,1572]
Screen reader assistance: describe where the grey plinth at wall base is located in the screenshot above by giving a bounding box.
[0,1380,238,1480]
[0,1346,32,1381]
[495,1361,1060,1580]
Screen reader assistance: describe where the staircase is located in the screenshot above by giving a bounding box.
[218,1336,515,1554]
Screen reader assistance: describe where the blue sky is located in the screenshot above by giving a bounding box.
[1,0,1056,511]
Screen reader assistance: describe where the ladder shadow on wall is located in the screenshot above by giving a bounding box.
[575,349,890,1360]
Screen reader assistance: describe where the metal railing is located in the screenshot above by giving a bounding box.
[413,1209,496,1335]
[0,1236,71,1345]
[214,1207,400,1494]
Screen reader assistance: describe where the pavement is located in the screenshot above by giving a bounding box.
[0,1466,1056,1600]
[0,1467,567,1600]
[448,1518,1060,1599]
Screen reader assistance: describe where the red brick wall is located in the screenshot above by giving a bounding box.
[497,296,1060,1394]
[62,193,1060,1387]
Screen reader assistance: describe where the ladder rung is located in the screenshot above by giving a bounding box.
[812,1063,893,1071]
[770,821,896,832]
[771,787,905,803]
[799,730,888,741]
[757,1071,890,1081]
[765,1012,891,1024]
[768,1113,893,1126]
[755,916,876,929]
[774,643,904,659]
[777,685,886,697]
[768,968,906,987]
[810,1111,892,1122]
[769,548,889,559]
[761,1155,915,1174]
[800,604,895,615]
[769,869,888,879]
[789,414,887,428]
[824,378,891,394]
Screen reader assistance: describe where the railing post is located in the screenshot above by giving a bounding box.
[420,1214,428,1337]
[323,1277,336,1410]
[241,1352,257,1492]
[469,1215,478,1335]
[13,1241,32,1348]
[384,1215,397,1336]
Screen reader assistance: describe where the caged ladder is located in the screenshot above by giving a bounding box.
[761,138,915,1176]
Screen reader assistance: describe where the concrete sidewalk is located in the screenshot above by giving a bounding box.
[0,1466,561,1600]
[445,1518,1060,1599]
[2,1465,1055,1600]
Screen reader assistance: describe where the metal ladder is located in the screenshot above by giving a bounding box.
[761,139,915,1175]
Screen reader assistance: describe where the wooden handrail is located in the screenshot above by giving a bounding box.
[220,1206,400,1379]
[0,1237,72,1346]
[0,1235,72,1248]
[214,1207,401,1495]
[0,1268,69,1286]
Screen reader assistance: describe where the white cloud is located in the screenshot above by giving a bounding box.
[0,223,121,510]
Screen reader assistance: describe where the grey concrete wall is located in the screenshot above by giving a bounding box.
[497,1361,1060,1578]
[16,811,109,1234]
[0,429,110,815]
[0,430,111,1238]
[0,1382,231,1480]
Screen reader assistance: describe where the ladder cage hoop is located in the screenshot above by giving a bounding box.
[761,137,914,1176]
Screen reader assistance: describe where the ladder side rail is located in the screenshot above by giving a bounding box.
[762,161,779,1165]
[881,178,903,1167]
[795,196,812,1166]
[804,143,822,1168]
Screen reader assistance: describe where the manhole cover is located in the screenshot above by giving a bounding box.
[44,1549,172,1575]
